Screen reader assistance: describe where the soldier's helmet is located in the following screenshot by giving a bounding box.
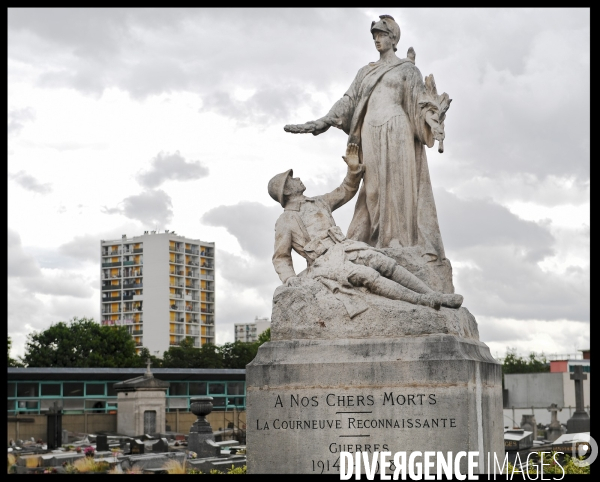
[370,15,401,52]
[268,169,293,207]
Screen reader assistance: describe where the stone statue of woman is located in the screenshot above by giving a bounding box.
[285,15,451,266]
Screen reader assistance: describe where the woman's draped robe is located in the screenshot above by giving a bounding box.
[324,57,447,263]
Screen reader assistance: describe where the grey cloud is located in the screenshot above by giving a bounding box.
[58,234,100,262]
[7,8,369,118]
[434,189,555,262]
[201,202,281,258]
[102,190,173,227]
[136,151,209,188]
[217,251,280,292]
[8,229,95,297]
[8,228,41,277]
[9,170,52,194]
[7,106,35,135]
[455,245,589,322]
[27,274,94,298]
[443,174,590,208]
[201,85,316,125]
[8,8,589,182]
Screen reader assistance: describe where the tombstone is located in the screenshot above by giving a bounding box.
[119,437,132,455]
[96,434,109,452]
[520,414,537,440]
[546,403,564,442]
[188,397,220,458]
[130,439,145,455]
[149,438,169,453]
[566,365,590,433]
[62,430,69,445]
[46,402,62,449]
[504,429,533,451]
[552,432,591,457]
[113,361,169,437]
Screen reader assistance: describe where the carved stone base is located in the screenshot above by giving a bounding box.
[246,335,504,474]
[272,277,479,342]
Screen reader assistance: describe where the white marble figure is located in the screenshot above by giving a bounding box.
[268,144,462,318]
[285,15,451,264]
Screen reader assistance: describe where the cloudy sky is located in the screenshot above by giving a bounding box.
[8,8,589,360]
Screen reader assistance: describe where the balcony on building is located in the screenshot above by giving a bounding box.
[123,280,143,289]
[170,242,184,253]
[200,248,214,257]
[102,260,122,268]
[123,268,142,278]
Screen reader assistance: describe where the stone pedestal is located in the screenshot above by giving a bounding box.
[247,335,504,474]
[188,397,220,458]
[520,414,537,440]
[566,411,590,434]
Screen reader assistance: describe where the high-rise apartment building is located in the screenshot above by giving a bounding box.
[100,232,215,355]
[234,316,270,343]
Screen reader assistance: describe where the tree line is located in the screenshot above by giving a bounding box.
[8,317,270,369]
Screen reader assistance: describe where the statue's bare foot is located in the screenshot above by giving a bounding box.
[441,294,463,309]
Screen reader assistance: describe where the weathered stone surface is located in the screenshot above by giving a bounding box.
[272,277,478,341]
[247,335,504,475]
[382,246,455,294]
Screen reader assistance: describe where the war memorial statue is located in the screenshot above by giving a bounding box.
[247,15,504,475]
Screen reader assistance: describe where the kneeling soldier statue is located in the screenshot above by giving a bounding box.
[268,143,463,318]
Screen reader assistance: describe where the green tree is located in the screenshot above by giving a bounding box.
[196,343,224,368]
[161,337,199,368]
[220,341,259,369]
[8,336,22,367]
[501,348,549,375]
[256,328,271,346]
[21,317,139,368]
[135,347,163,369]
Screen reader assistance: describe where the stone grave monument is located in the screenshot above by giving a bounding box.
[565,365,590,433]
[113,361,170,437]
[247,14,504,475]
[520,414,537,440]
[546,403,564,442]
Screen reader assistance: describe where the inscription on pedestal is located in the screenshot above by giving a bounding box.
[250,389,466,474]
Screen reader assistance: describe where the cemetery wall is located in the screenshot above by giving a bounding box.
[505,372,590,408]
[7,410,247,444]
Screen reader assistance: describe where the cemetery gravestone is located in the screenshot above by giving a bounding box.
[247,14,504,475]
[96,434,109,452]
[546,403,564,442]
[130,439,145,455]
[150,438,169,453]
[566,366,590,433]
[520,414,537,440]
[504,429,533,452]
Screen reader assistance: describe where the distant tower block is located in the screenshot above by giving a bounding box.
[100,232,215,356]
